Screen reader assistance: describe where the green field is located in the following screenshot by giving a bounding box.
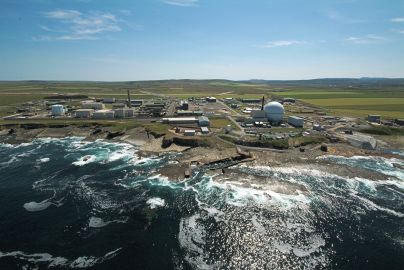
[1,80,404,119]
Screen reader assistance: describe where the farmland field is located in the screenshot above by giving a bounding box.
[1,79,404,119]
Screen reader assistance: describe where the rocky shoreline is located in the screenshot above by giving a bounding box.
[0,125,402,184]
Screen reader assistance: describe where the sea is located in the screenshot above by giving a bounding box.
[0,137,403,270]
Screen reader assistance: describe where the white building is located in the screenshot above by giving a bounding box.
[288,116,304,128]
[184,130,196,136]
[201,127,210,134]
[114,108,135,118]
[93,110,115,119]
[82,102,105,110]
[51,104,66,116]
[75,109,94,119]
[162,117,198,125]
[103,98,116,104]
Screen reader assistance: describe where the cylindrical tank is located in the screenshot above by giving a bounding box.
[264,101,284,123]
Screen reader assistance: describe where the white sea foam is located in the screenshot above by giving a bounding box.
[88,216,128,228]
[0,248,122,269]
[207,179,310,208]
[38,157,50,163]
[351,193,404,218]
[23,200,53,212]
[146,197,166,209]
[72,155,96,166]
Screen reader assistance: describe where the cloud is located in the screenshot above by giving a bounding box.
[162,0,198,7]
[260,40,306,48]
[391,17,404,23]
[325,10,366,24]
[36,9,121,41]
[345,34,387,44]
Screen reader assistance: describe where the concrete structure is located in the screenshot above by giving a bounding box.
[395,119,404,126]
[241,98,262,103]
[51,104,66,116]
[198,116,210,127]
[288,116,304,128]
[184,130,196,136]
[93,109,115,119]
[343,133,377,150]
[179,101,189,110]
[313,124,324,131]
[114,108,135,118]
[206,97,217,102]
[264,101,285,124]
[368,115,381,123]
[103,98,116,104]
[162,117,198,125]
[131,100,143,107]
[82,102,105,110]
[75,109,94,119]
[251,110,267,120]
[201,127,210,134]
[283,98,296,103]
[177,110,203,116]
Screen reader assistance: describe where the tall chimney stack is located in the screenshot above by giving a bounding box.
[127,89,132,108]
[261,96,265,111]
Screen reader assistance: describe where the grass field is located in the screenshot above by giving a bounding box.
[1,80,404,119]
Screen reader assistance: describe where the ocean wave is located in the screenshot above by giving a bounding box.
[0,248,122,269]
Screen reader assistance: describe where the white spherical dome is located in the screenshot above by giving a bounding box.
[264,101,284,123]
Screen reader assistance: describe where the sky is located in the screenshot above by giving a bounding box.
[1,0,404,81]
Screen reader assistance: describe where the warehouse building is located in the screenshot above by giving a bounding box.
[93,110,115,119]
[198,116,210,127]
[103,98,116,104]
[162,117,198,125]
[184,130,196,136]
[51,104,66,116]
[75,109,94,119]
[201,127,210,134]
[288,116,304,128]
[82,102,105,110]
[176,110,203,116]
[368,115,381,123]
[114,108,135,118]
[206,97,217,102]
[251,110,267,121]
[241,98,262,104]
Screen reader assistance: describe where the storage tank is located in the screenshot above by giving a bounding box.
[264,101,284,123]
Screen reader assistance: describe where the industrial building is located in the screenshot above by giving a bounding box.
[288,116,304,128]
[395,119,404,126]
[103,98,116,104]
[184,130,196,136]
[201,127,210,134]
[131,100,143,107]
[179,100,189,110]
[241,98,262,104]
[283,98,296,103]
[198,116,210,127]
[75,109,94,119]
[176,110,203,116]
[82,102,105,110]
[251,110,267,120]
[162,117,198,125]
[206,97,217,102]
[93,110,115,119]
[51,104,66,116]
[368,115,381,123]
[114,108,135,118]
